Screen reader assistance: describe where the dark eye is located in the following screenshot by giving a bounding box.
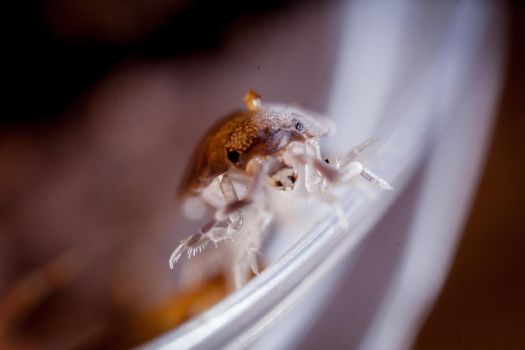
[295,122,304,132]
[227,150,240,163]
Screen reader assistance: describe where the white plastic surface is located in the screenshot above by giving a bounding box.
[141,1,505,349]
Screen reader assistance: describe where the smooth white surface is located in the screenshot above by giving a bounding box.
[299,1,505,350]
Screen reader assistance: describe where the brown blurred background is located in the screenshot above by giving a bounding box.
[1,1,340,348]
[0,0,524,349]
[414,3,525,349]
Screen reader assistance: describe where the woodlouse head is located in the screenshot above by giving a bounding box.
[178,91,331,198]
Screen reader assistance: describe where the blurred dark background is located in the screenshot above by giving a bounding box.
[4,0,295,125]
[2,0,338,348]
[0,0,524,349]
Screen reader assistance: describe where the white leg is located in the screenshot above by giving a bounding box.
[302,138,393,190]
[339,138,379,166]
[169,221,231,268]
[170,164,274,281]
[336,138,393,190]
[230,205,272,289]
[280,139,391,227]
[215,159,270,220]
[360,167,393,190]
[280,141,347,225]
[169,173,244,268]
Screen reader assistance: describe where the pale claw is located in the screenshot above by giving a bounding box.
[247,249,263,275]
[169,233,208,269]
[169,244,185,269]
[360,168,394,190]
[169,225,243,269]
